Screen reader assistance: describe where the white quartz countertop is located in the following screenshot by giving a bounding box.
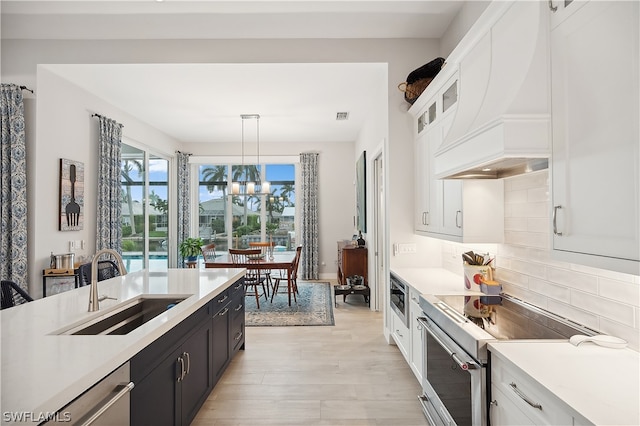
[390,267,481,296]
[1,268,244,424]
[489,341,640,425]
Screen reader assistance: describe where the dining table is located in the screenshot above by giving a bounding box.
[205,251,298,305]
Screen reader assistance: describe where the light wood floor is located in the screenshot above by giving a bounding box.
[192,282,428,426]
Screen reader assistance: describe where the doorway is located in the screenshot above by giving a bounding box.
[373,151,386,312]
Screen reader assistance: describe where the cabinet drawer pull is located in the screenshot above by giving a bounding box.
[219,307,229,316]
[509,382,542,410]
[177,356,185,382]
[217,294,229,303]
[183,351,191,375]
[455,210,462,228]
[234,303,243,312]
[234,282,243,290]
[234,331,243,341]
[553,205,563,236]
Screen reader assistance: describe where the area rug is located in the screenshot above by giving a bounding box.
[245,281,335,326]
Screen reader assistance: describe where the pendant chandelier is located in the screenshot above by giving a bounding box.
[232,114,270,195]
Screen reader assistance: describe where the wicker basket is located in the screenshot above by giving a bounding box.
[398,78,434,105]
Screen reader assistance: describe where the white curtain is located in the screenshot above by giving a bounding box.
[300,152,319,280]
[96,116,123,252]
[0,84,28,289]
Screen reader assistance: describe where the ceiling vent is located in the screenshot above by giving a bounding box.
[336,112,349,121]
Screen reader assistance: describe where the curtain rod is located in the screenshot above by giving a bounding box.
[92,113,124,127]
[19,85,33,94]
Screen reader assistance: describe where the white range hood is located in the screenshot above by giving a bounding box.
[434,1,551,179]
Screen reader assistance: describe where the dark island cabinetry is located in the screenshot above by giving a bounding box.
[130,278,245,425]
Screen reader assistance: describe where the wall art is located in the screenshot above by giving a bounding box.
[59,158,84,231]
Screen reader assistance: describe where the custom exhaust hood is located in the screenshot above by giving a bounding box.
[433,1,551,180]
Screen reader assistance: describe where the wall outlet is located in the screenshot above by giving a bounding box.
[394,243,417,255]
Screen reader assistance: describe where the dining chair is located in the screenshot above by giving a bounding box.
[200,243,217,263]
[77,260,122,287]
[1,280,34,310]
[229,248,268,309]
[271,245,302,303]
[248,241,275,296]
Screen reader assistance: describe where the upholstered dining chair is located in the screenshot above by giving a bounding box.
[1,280,34,310]
[228,248,268,309]
[271,245,302,303]
[248,241,275,296]
[200,243,217,263]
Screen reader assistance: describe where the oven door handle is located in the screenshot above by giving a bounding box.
[417,317,479,371]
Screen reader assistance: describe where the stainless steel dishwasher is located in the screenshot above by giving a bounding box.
[44,362,134,426]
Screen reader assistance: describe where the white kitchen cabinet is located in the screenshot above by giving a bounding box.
[412,71,504,243]
[408,288,423,382]
[550,0,640,275]
[490,351,591,425]
[391,309,410,359]
[414,124,430,233]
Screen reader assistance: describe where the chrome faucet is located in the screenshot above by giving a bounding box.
[88,248,127,312]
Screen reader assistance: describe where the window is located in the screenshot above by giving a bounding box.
[121,143,170,272]
[198,163,296,251]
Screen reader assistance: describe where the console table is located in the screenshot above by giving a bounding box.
[335,241,369,306]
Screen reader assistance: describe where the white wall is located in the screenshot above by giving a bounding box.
[434,170,640,351]
[28,68,180,298]
[1,37,440,297]
[440,1,491,58]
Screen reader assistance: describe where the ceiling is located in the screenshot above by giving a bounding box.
[3,1,465,145]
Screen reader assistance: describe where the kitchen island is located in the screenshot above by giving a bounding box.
[1,268,245,425]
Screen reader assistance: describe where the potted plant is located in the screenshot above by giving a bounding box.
[179,237,204,262]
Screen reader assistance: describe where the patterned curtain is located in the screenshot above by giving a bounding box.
[0,84,28,290]
[96,116,123,252]
[176,151,191,267]
[300,152,319,280]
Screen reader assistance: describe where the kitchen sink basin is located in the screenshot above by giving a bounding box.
[55,295,190,336]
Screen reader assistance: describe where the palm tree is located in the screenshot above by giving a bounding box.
[121,159,143,235]
[200,165,227,196]
[279,183,295,206]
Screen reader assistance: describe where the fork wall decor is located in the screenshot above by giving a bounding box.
[59,158,84,231]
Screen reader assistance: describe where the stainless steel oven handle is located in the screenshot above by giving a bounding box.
[509,382,543,410]
[79,382,135,426]
[417,317,478,371]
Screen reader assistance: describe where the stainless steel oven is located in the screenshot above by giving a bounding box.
[417,305,486,425]
[417,293,596,426]
[389,272,408,327]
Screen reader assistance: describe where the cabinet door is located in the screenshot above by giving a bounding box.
[212,305,231,384]
[415,130,430,233]
[425,122,443,234]
[131,347,181,426]
[490,385,536,426]
[230,290,245,355]
[551,1,640,270]
[391,311,410,359]
[409,295,423,382]
[180,320,214,426]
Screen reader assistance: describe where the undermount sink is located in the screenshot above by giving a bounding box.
[54,295,190,336]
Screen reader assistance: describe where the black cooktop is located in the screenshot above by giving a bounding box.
[434,294,594,341]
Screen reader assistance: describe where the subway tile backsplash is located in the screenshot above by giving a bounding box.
[440,170,640,351]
